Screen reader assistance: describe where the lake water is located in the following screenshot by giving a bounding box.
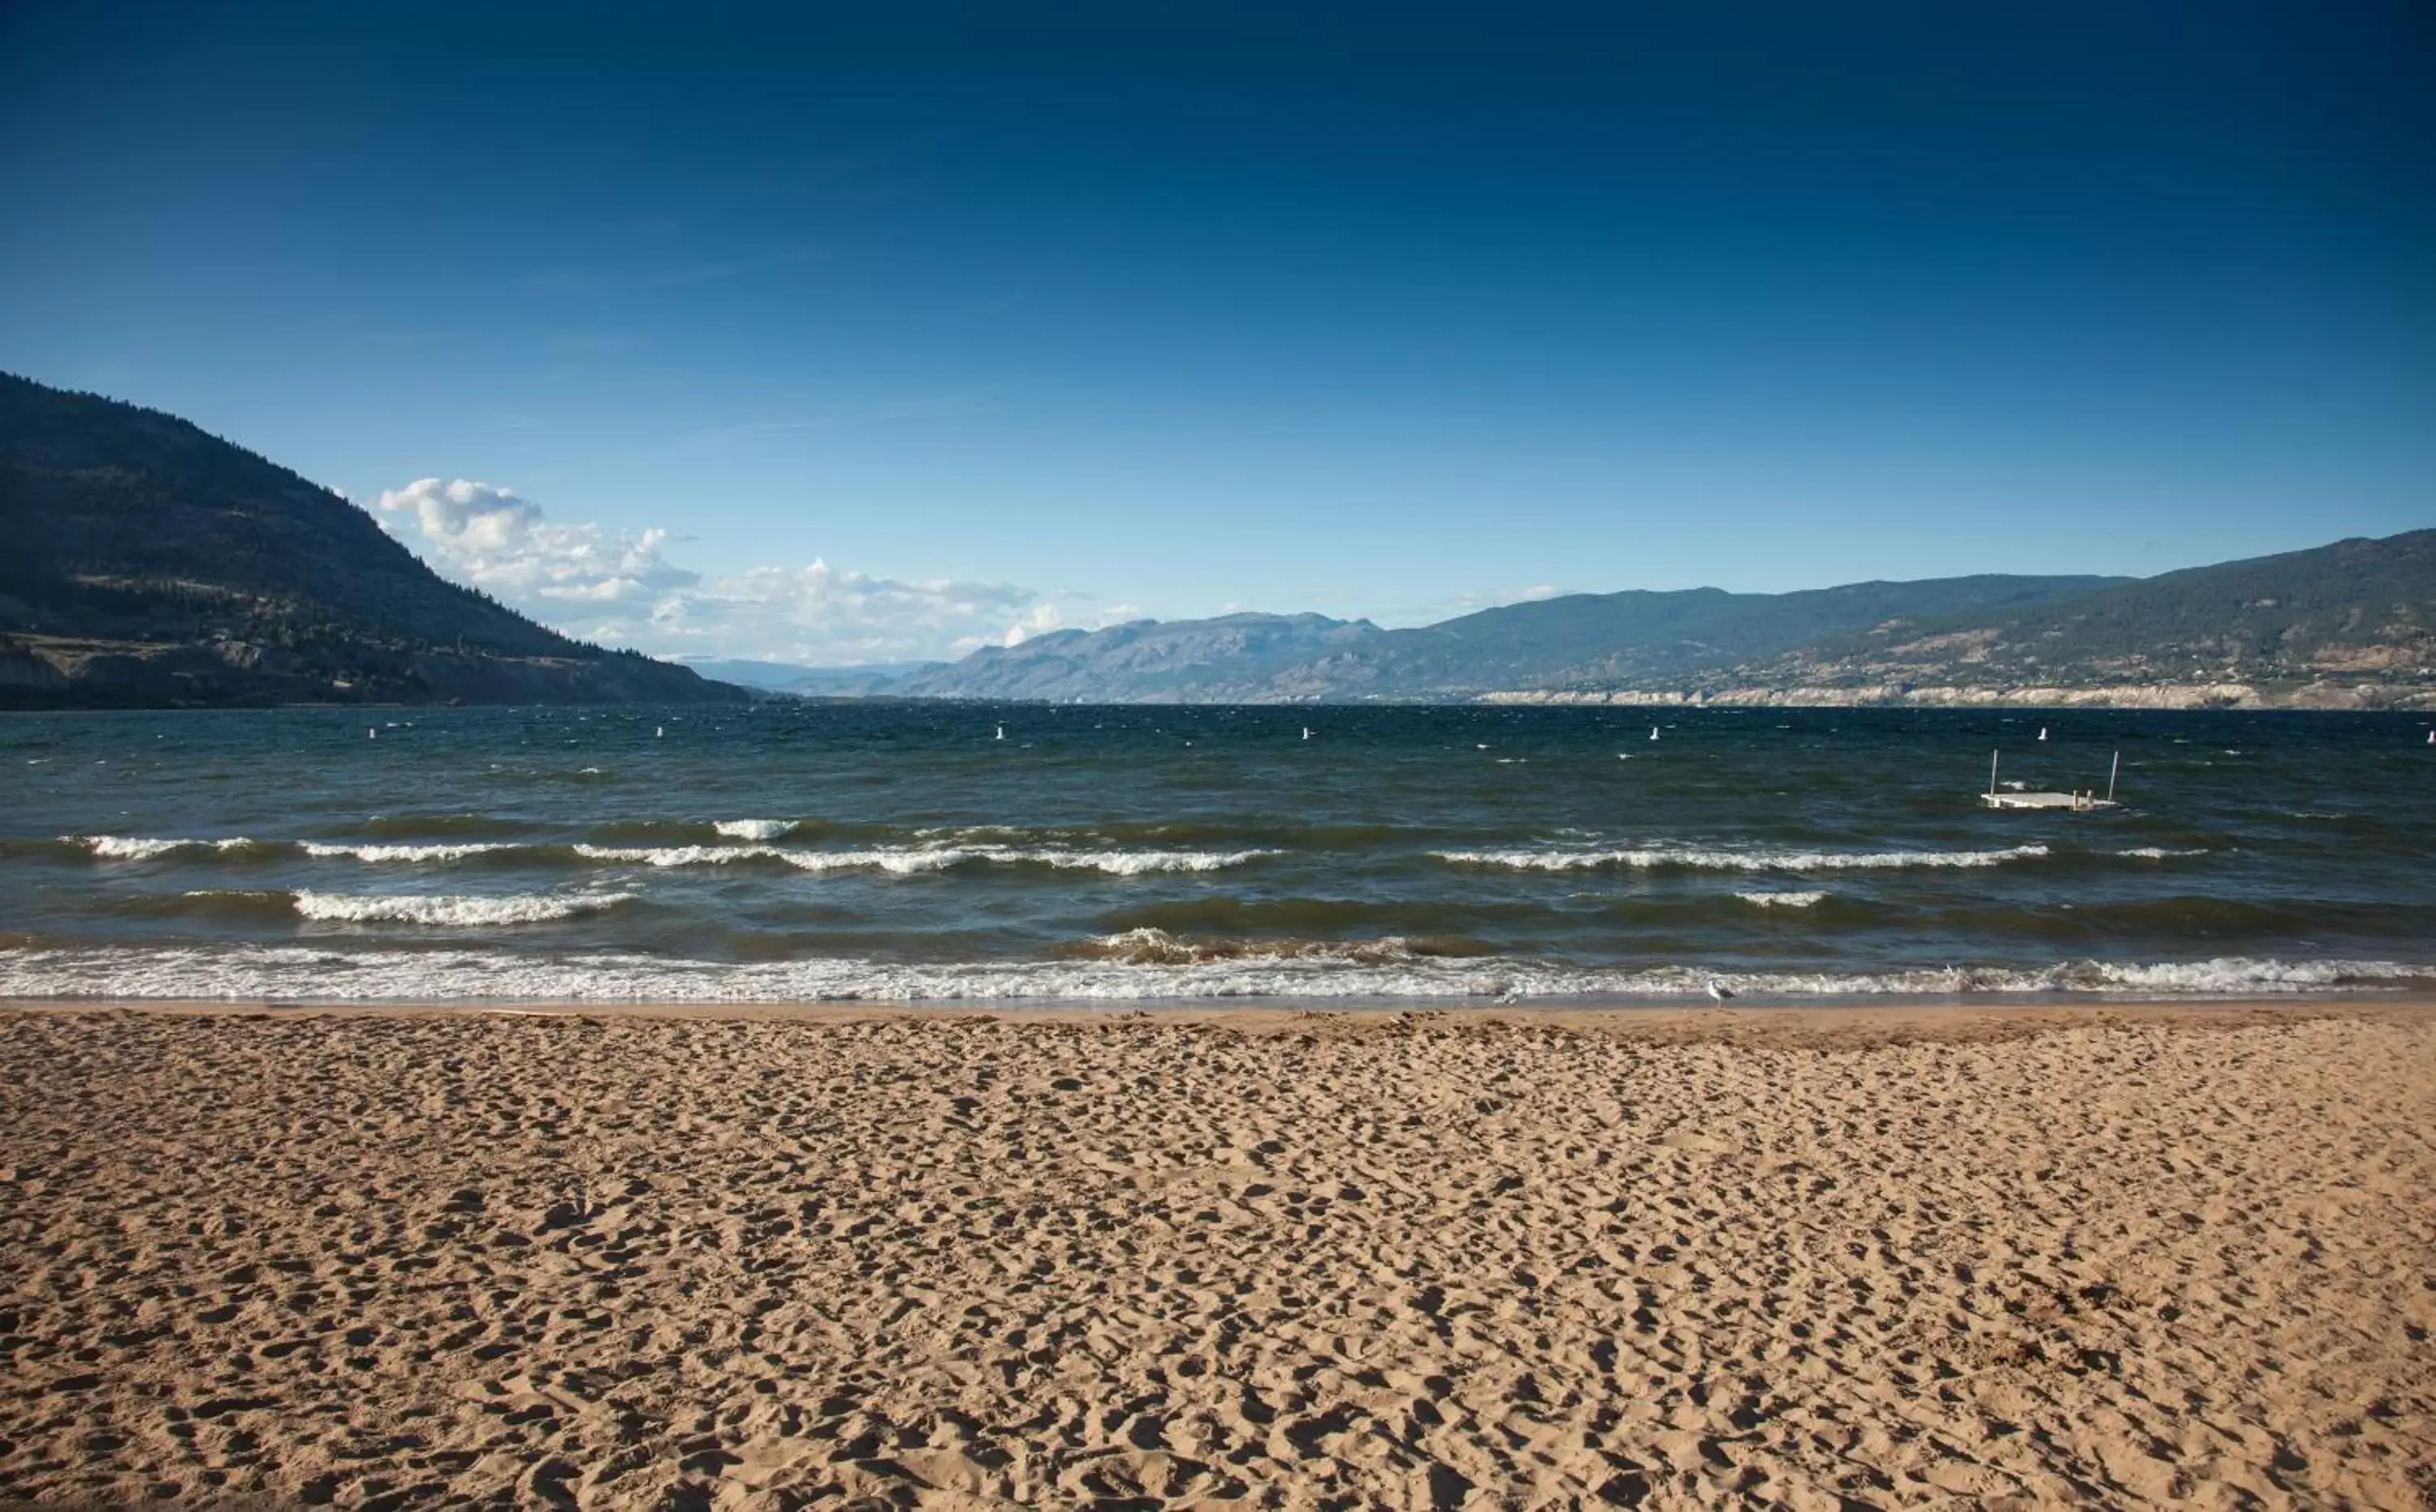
[2,703,2431,1004]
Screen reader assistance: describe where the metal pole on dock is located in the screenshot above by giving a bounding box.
[2107,750,2120,803]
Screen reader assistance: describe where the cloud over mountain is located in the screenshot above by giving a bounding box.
[377,478,1051,663]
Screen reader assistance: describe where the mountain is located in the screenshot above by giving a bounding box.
[680,659,947,697]
[891,613,1391,702]
[890,578,2117,703]
[0,374,747,708]
[881,533,2436,707]
[1307,573,2126,699]
[1702,529,2436,702]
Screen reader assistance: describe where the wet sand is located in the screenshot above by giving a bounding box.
[2,1000,2432,1508]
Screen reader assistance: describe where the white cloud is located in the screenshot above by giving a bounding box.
[378,478,698,607]
[376,478,1061,666]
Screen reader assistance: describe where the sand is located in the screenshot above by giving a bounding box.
[2,1002,2432,1510]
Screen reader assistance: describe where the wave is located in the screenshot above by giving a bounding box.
[714,819,800,840]
[574,843,788,868]
[912,821,1445,851]
[301,841,519,863]
[572,844,1273,876]
[2,948,2428,1004]
[1433,844,2051,873]
[2114,847,2209,860]
[1733,891,1828,908]
[67,835,274,861]
[343,814,537,839]
[1007,848,1272,875]
[1074,927,1494,966]
[292,891,637,926]
[95,889,301,924]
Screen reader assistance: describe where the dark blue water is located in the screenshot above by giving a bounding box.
[2,703,2431,1003]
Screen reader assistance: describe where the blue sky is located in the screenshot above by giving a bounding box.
[4,1,2431,664]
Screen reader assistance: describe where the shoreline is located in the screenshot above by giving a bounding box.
[9,992,2434,1039]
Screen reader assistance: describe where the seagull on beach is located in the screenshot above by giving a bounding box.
[1705,980,1736,1005]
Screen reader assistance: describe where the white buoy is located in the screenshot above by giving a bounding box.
[2038,727,2049,741]
[655,726,663,738]
[368,728,377,739]
[1302,727,1311,741]
[1650,726,1660,741]
[2427,731,2433,745]
[995,724,1004,741]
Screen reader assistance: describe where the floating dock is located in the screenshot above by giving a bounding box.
[1983,789,2115,810]
[1981,750,2120,810]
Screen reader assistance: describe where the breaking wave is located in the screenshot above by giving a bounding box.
[1074,927,1494,966]
[291,891,637,926]
[1,948,2428,1004]
[573,843,786,868]
[1433,844,2052,873]
[1733,891,1828,909]
[301,841,518,863]
[68,835,274,861]
[714,819,800,840]
[572,844,1272,875]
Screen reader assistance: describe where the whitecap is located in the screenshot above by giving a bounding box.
[713,819,798,840]
[292,891,635,926]
[779,847,974,875]
[70,835,267,861]
[302,841,516,863]
[575,844,1275,876]
[2114,846,2209,860]
[1432,844,2049,873]
[573,844,786,867]
[1733,891,1827,908]
[999,847,1272,875]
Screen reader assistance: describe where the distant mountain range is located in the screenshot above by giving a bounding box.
[0,374,745,707]
[6,372,2427,710]
[679,659,947,698]
[835,533,2436,709]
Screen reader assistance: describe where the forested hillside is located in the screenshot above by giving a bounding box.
[0,374,745,707]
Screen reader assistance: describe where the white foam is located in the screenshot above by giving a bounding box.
[1089,927,1448,964]
[2114,847,2209,860]
[1734,891,1827,908]
[301,841,516,863]
[714,819,798,840]
[70,835,265,861]
[572,844,1272,876]
[575,843,784,867]
[1434,844,2050,873]
[2,948,2426,1004]
[1004,848,1272,875]
[778,847,974,875]
[292,891,636,926]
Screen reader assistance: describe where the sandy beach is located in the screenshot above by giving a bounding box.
[2,1001,2431,1509]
